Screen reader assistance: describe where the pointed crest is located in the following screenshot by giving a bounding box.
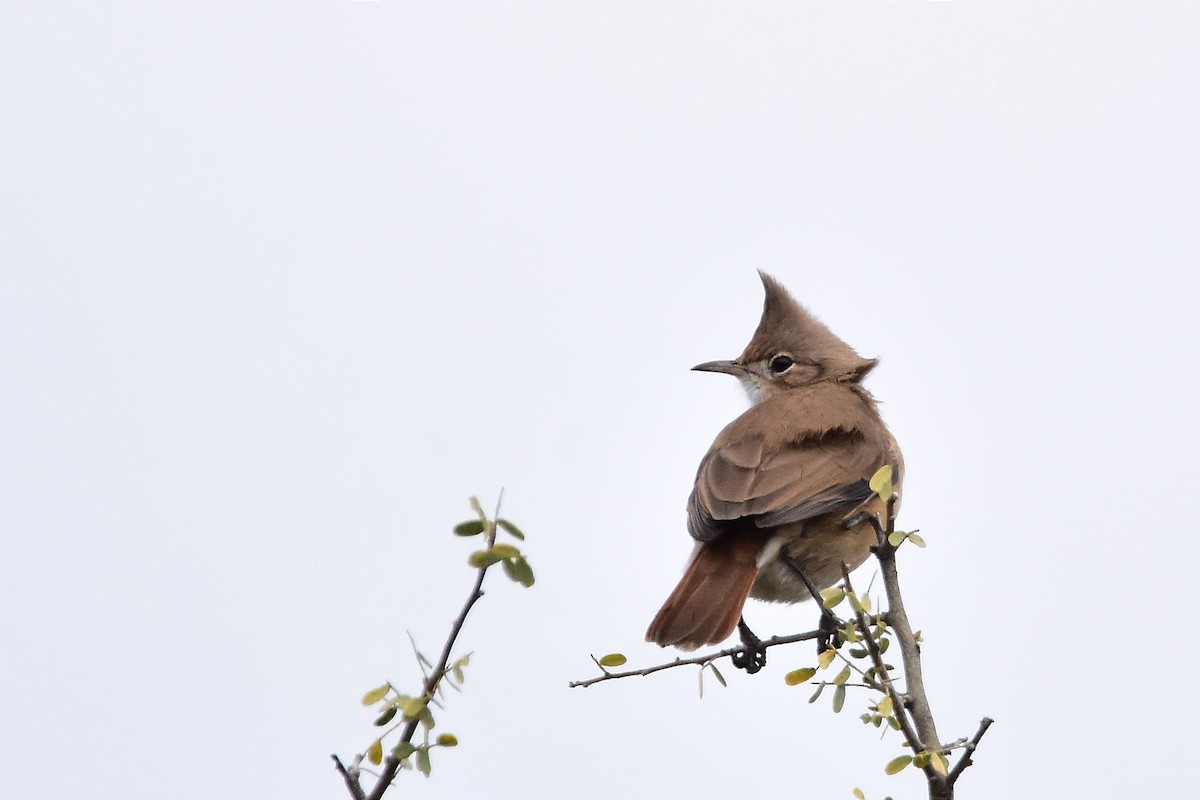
[739,271,877,382]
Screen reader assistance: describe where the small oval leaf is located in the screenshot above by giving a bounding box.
[435,733,459,747]
[885,755,912,775]
[418,704,435,730]
[496,518,525,540]
[834,665,852,685]
[708,663,727,687]
[832,684,847,712]
[877,695,894,716]
[599,653,627,668]
[453,520,486,537]
[402,697,425,720]
[808,681,826,704]
[818,648,838,670]
[373,706,397,726]
[785,667,818,686]
[869,465,894,500]
[361,684,390,706]
[820,587,846,609]
[503,556,535,587]
[909,533,926,548]
[367,739,383,766]
[489,544,521,560]
[467,550,503,569]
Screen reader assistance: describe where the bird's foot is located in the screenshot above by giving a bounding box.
[817,608,844,654]
[731,617,767,674]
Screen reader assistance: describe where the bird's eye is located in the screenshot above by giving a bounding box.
[769,355,794,373]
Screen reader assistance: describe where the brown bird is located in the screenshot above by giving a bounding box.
[645,272,903,656]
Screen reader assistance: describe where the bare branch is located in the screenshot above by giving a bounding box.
[947,717,994,784]
[332,754,365,800]
[569,629,823,688]
[870,496,941,749]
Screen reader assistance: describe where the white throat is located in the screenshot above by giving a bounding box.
[738,375,767,405]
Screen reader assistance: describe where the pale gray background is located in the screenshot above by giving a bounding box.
[2,2,1197,798]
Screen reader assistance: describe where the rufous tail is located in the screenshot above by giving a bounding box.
[645,534,764,650]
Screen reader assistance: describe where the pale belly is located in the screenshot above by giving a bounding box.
[748,517,878,603]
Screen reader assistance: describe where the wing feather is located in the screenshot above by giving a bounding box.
[687,383,891,541]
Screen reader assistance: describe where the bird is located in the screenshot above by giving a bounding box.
[645,272,903,656]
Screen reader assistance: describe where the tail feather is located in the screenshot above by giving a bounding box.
[645,534,765,650]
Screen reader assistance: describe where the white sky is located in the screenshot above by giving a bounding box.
[2,2,1197,798]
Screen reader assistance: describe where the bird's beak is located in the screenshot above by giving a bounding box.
[691,359,745,376]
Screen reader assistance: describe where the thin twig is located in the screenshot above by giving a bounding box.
[840,564,925,764]
[568,629,822,688]
[947,717,994,784]
[332,754,365,800]
[338,501,502,800]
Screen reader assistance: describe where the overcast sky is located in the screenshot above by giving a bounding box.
[2,2,1197,799]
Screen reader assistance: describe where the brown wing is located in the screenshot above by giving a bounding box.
[687,383,892,542]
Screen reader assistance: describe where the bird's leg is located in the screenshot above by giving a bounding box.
[731,617,767,674]
[783,554,843,653]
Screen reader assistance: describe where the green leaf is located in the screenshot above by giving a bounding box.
[869,465,894,501]
[820,587,846,609]
[853,789,866,800]
[887,531,906,547]
[496,518,525,540]
[884,755,912,775]
[392,742,416,760]
[373,706,397,726]
[849,591,870,613]
[503,556,535,587]
[877,695,894,716]
[598,653,627,668]
[930,752,949,775]
[878,637,890,654]
[436,733,458,747]
[914,752,931,768]
[834,665,851,685]
[367,739,383,766]
[785,667,818,686]
[361,684,390,705]
[402,697,426,720]
[908,532,926,548]
[468,496,485,518]
[468,550,503,569]
[416,746,432,777]
[708,663,727,687]
[818,648,838,670]
[808,681,826,704]
[453,520,486,537]
[849,647,868,659]
[418,704,435,730]
[489,543,521,560]
[832,684,847,712]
